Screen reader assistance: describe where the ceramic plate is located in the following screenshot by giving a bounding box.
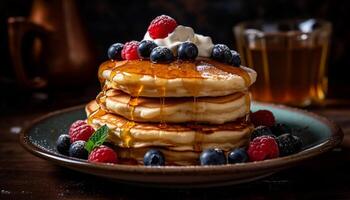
[19,102,343,187]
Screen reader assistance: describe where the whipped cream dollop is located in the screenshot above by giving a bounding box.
[143,25,214,57]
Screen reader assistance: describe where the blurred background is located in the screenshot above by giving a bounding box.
[1,0,350,115]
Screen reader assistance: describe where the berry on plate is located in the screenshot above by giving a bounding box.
[121,41,140,60]
[107,43,124,60]
[147,15,178,39]
[248,136,279,161]
[69,120,95,143]
[69,140,88,159]
[200,148,226,165]
[150,46,174,63]
[138,40,158,58]
[211,44,232,64]
[70,120,86,129]
[177,42,198,60]
[227,148,248,164]
[277,133,302,156]
[143,149,165,166]
[230,50,241,67]
[271,123,292,136]
[56,134,71,155]
[250,110,276,127]
[251,126,275,140]
[88,145,118,163]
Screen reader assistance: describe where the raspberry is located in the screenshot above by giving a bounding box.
[88,146,118,163]
[248,136,279,161]
[69,120,95,143]
[147,15,178,39]
[70,120,86,129]
[251,110,276,127]
[121,41,140,60]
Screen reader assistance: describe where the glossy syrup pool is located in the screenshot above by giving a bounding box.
[98,59,251,84]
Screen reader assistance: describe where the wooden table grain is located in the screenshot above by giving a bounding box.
[1,99,350,200]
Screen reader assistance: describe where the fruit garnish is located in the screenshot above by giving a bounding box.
[143,149,165,166]
[121,41,140,60]
[150,46,174,63]
[248,135,279,161]
[84,125,109,153]
[147,15,178,39]
[250,110,276,127]
[56,134,71,156]
[69,141,88,159]
[251,126,275,140]
[138,40,158,58]
[211,44,233,64]
[70,120,86,129]
[88,145,118,164]
[230,50,241,67]
[199,148,226,165]
[69,120,95,143]
[177,42,198,60]
[107,43,124,60]
[277,133,302,156]
[227,148,248,164]
[271,123,292,136]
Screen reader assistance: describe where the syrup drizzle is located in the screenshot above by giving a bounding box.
[94,58,253,149]
[192,96,203,152]
[128,85,144,120]
[121,82,144,147]
[245,92,251,114]
[120,121,135,147]
[98,59,251,85]
[158,81,167,128]
[87,107,106,125]
[87,87,108,125]
[158,96,167,129]
[86,99,251,154]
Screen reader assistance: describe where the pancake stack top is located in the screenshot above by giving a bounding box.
[85,15,257,165]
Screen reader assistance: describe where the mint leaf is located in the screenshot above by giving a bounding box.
[85,140,95,153]
[85,125,109,153]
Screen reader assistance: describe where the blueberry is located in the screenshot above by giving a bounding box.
[227,148,248,164]
[177,42,198,60]
[230,50,241,67]
[107,43,124,60]
[251,126,275,140]
[271,123,292,136]
[56,134,71,156]
[200,148,226,165]
[138,40,158,58]
[143,149,165,166]
[211,44,232,64]
[150,47,174,63]
[69,141,88,159]
[277,133,302,156]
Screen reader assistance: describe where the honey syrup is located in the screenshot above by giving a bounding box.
[93,58,252,150]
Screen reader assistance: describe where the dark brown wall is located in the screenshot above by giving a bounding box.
[1,0,349,98]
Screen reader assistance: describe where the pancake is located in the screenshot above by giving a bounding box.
[116,147,201,165]
[99,59,257,97]
[86,100,253,152]
[97,89,251,124]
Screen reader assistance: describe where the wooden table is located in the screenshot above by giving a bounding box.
[1,96,350,199]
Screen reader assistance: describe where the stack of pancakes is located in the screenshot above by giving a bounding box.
[86,58,257,165]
